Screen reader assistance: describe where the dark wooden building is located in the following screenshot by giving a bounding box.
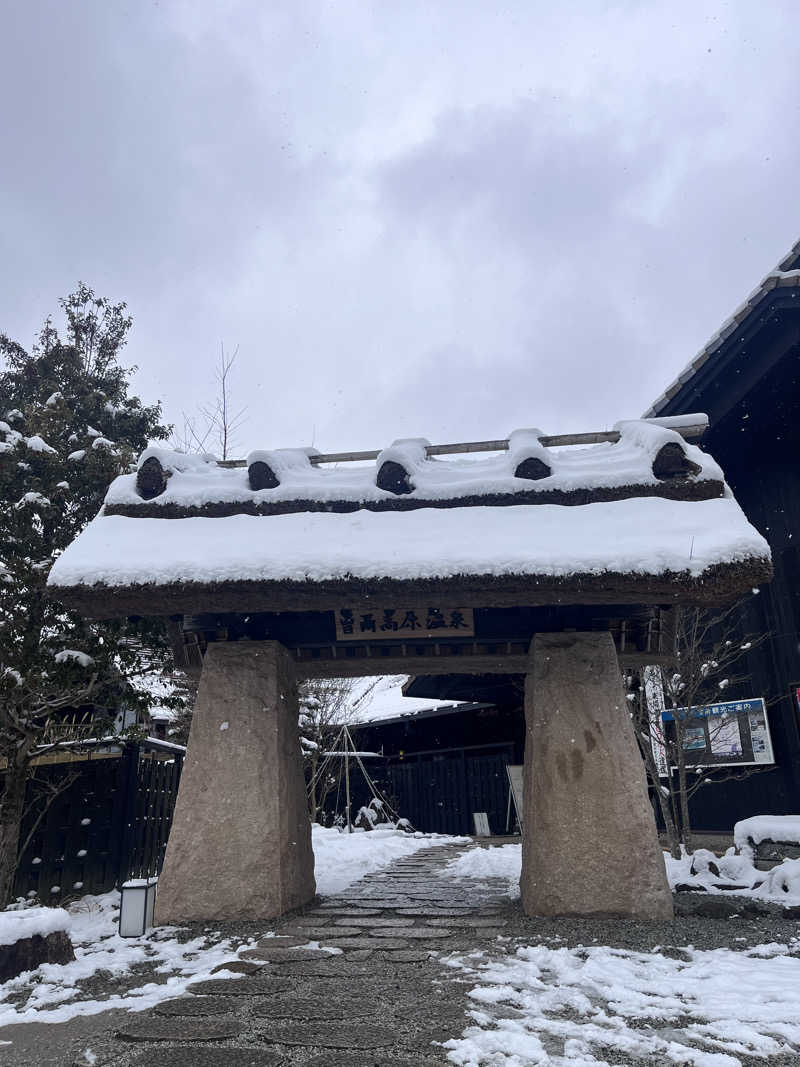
[643,239,800,828]
[348,677,524,836]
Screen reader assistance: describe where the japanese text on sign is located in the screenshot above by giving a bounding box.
[334,606,475,641]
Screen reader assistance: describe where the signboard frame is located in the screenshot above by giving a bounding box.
[656,696,774,775]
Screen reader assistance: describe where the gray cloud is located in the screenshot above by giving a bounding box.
[2,1,799,454]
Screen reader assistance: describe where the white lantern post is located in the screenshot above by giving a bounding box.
[119,876,158,937]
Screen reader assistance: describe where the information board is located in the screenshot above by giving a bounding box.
[657,697,773,774]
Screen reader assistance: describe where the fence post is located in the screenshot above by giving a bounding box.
[116,742,140,887]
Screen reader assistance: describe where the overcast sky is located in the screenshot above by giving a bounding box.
[2,1,799,456]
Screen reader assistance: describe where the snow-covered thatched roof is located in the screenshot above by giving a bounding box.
[47,418,771,617]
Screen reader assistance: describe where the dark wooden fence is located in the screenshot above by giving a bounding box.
[11,739,184,903]
[383,743,514,836]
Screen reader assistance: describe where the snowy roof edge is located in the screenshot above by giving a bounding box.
[644,238,800,418]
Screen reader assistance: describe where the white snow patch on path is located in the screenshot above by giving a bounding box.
[313,824,468,895]
[446,844,522,898]
[443,941,800,1065]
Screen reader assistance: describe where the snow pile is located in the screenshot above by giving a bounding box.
[54,650,94,668]
[0,907,70,947]
[312,824,467,896]
[734,815,800,858]
[446,844,522,898]
[105,420,722,511]
[663,847,763,892]
[137,446,217,474]
[665,847,800,906]
[0,894,240,1027]
[48,496,769,591]
[760,859,800,900]
[443,940,800,1065]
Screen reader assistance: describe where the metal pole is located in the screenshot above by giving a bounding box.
[344,726,352,834]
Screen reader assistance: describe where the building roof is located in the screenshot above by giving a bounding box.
[47,419,771,617]
[645,239,800,418]
[345,674,487,727]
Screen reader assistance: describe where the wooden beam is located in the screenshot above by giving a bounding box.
[290,647,677,679]
[216,417,709,469]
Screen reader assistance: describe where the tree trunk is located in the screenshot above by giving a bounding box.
[653,775,680,859]
[0,761,28,907]
[661,783,681,859]
[675,753,693,853]
[308,753,319,822]
[636,727,681,859]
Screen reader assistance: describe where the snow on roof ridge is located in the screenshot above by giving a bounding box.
[107,419,722,512]
[645,237,800,418]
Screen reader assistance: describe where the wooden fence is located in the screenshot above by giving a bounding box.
[11,739,184,902]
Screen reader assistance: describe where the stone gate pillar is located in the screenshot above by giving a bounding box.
[155,641,315,923]
[520,632,672,919]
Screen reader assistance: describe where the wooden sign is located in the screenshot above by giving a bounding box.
[334,605,475,641]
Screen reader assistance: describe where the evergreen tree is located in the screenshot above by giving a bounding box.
[0,284,176,904]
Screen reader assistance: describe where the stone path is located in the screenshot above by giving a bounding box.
[68,841,513,1066]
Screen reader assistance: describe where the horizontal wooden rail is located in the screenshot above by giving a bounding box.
[217,417,708,469]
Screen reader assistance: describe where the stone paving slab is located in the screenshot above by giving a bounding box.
[373,948,436,963]
[281,925,362,938]
[188,977,297,996]
[130,1049,286,1067]
[282,914,331,925]
[240,946,334,963]
[257,1020,397,1048]
[259,959,379,978]
[155,995,242,1016]
[394,907,474,917]
[310,907,382,917]
[337,899,420,908]
[426,916,507,927]
[370,926,453,939]
[117,1016,242,1042]
[254,935,311,947]
[210,959,264,975]
[251,995,375,1019]
[333,915,415,927]
[321,936,409,950]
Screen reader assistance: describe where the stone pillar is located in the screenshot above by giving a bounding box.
[521,632,672,919]
[155,641,315,923]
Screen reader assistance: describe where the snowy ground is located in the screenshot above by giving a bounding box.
[444,842,800,1065]
[443,940,800,1066]
[6,833,800,1066]
[0,892,245,1028]
[0,825,460,1028]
